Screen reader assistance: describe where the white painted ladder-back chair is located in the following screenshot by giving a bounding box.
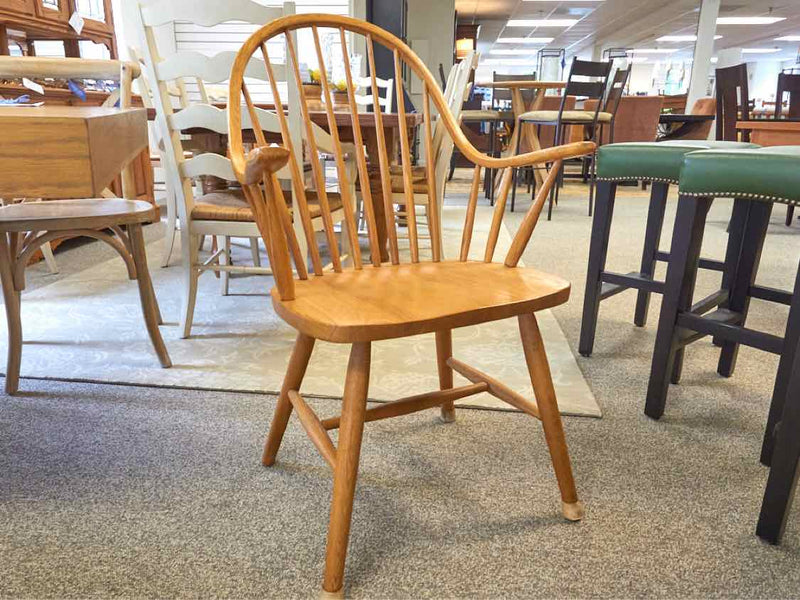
[228,14,596,597]
[128,0,355,338]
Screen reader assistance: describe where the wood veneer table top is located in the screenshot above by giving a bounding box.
[476,81,566,90]
[0,106,148,199]
[736,119,800,131]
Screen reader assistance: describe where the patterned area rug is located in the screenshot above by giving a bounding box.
[0,204,601,417]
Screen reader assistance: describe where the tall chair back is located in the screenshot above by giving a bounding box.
[492,72,536,108]
[556,59,612,127]
[227,16,593,298]
[775,72,800,119]
[715,63,750,141]
[354,76,393,112]
[603,67,630,144]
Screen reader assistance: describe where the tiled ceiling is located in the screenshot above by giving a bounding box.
[456,0,800,63]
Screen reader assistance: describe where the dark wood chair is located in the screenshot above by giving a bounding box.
[715,63,750,142]
[775,72,800,119]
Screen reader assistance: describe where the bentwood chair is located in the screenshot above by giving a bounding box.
[129,0,355,338]
[228,15,595,597]
[0,56,171,395]
[516,59,613,219]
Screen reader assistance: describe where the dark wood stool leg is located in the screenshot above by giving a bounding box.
[713,199,752,347]
[785,205,794,227]
[757,323,800,543]
[634,182,669,327]
[579,181,617,357]
[761,260,800,466]
[645,195,713,420]
[717,200,772,377]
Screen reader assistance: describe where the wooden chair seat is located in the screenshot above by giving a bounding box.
[363,165,429,195]
[191,188,344,222]
[0,198,155,232]
[272,261,571,343]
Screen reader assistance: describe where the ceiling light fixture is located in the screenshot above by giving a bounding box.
[775,35,800,41]
[716,17,786,25]
[656,35,722,42]
[490,49,540,55]
[482,58,538,66]
[506,19,579,27]
[496,37,555,43]
[626,48,678,54]
[741,48,780,53]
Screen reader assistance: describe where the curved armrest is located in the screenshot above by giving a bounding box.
[243,146,291,185]
[458,138,596,170]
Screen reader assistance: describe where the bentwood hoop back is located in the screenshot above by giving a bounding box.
[227,14,594,597]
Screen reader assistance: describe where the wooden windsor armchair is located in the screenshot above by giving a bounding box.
[228,14,595,597]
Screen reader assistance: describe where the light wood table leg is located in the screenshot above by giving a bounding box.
[323,341,371,597]
[518,88,549,187]
[0,232,22,394]
[518,312,583,521]
[128,223,172,368]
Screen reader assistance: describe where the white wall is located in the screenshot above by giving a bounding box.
[407,0,455,107]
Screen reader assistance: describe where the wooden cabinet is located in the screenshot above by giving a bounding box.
[34,0,70,22]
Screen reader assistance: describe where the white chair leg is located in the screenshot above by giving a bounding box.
[41,242,58,274]
[179,229,200,339]
[249,237,261,267]
[160,180,178,268]
[220,235,230,296]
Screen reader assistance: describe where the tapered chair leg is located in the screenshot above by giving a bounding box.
[220,235,231,296]
[519,313,583,521]
[262,333,316,466]
[645,195,713,420]
[249,237,262,267]
[161,181,178,268]
[579,181,617,357]
[761,261,800,466]
[179,229,200,339]
[633,182,669,327]
[717,200,772,377]
[435,330,456,423]
[0,232,22,395]
[128,224,172,368]
[323,341,371,597]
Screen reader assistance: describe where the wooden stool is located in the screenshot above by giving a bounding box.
[0,198,171,395]
[643,146,800,542]
[579,140,759,357]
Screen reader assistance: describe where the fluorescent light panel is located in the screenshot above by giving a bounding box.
[482,58,538,65]
[627,48,678,54]
[507,19,578,27]
[656,35,722,42]
[742,48,780,53]
[490,49,540,55]
[776,36,800,41]
[496,37,554,43]
[716,17,786,25]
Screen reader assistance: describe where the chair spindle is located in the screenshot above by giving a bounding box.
[422,85,442,262]
[460,164,482,261]
[393,50,419,262]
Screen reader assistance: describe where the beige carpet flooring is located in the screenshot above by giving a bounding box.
[0,198,599,416]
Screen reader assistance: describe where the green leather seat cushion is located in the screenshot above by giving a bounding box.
[680,145,800,205]
[596,140,760,183]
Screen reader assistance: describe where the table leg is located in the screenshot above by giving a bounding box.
[521,89,549,187]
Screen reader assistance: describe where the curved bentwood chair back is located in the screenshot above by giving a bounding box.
[227,14,594,596]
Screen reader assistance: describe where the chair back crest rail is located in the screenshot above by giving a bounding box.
[227,15,595,301]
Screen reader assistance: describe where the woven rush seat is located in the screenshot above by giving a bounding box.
[596,140,760,184]
[362,165,430,195]
[680,145,800,204]
[191,188,344,222]
[519,109,613,124]
[460,109,503,121]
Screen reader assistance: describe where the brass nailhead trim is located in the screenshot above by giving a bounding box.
[681,191,800,206]
[596,176,678,184]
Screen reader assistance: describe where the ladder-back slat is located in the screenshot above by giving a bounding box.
[460,165,482,262]
[338,27,382,267]
[311,26,362,270]
[393,50,419,263]
[285,35,343,273]
[421,85,441,262]
[261,42,324,277]
[367,34,400,265]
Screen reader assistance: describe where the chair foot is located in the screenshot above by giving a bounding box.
[320,587,344,600]
[439,408,456,423]
[562,500,585,522]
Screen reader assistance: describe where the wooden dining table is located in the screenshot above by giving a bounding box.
[476,81,567,187]
[736,119,800,146]
[147,106,423,261]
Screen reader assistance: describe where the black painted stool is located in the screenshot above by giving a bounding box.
[579,140,759,357]
[642,146,800,543]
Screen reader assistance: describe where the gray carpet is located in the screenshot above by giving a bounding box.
[2,180,800,598]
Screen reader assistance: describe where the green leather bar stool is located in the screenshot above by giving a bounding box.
[642,146,800,544]
[579,140,759,357]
